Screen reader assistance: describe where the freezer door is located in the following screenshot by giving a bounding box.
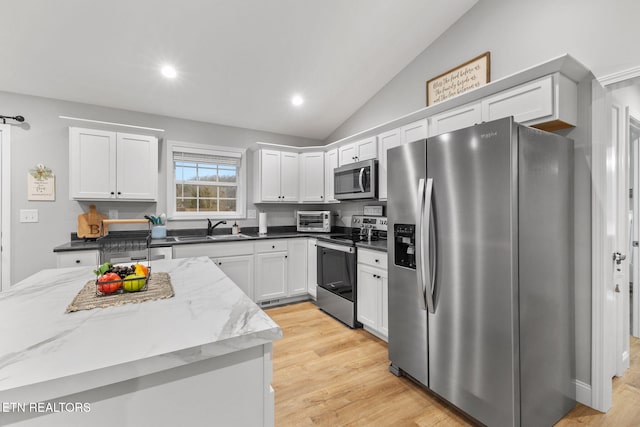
[387,140,429,386]
[427,118,519,427]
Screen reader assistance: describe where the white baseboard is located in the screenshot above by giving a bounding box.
[574,379,592,407]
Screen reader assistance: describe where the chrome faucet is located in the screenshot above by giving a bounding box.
[207,219,227,235]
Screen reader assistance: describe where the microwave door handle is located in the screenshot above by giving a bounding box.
[358,167,365,193]
[415,178,427,310]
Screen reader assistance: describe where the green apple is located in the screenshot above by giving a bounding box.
[123,274,146,292]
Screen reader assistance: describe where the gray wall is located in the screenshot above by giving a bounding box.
[326,0,640,142]
[0,90,323,284]
[322,0,618,388]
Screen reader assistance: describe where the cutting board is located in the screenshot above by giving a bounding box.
[77,205,108,238]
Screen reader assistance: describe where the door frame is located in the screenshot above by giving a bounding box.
[591,78,615,412]
[631,115,640,338]
[592,66,640,412]
[0,124,11,291]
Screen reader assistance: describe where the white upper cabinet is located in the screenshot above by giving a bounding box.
[254,149,299,203]
[377,128,402,201]
[377,119,428,200]
[324,149,338,203]
[428,102,482,137]
[299,152,325,202]
[338,143,357,166]
[401,118,428,144]
[338,136,377,166]
[115,133,159,200]
[280,151,299,201]
[69,127,158,201]
[481,73,577,131]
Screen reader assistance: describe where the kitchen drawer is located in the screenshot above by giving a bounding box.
[358,248,387,269]
[56,250,99,268]
[254,239,288,253]
[173,242,254,259]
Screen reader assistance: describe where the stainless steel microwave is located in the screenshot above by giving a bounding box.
[297,211,332,232]
[334,159,378,200]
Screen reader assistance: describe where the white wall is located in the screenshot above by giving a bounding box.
[0,90,323,284]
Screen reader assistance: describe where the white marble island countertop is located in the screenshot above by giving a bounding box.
[0,256,282,404]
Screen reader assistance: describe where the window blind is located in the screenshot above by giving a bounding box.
[173,151,241,166]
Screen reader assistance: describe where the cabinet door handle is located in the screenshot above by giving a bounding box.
[272,245,275,249]
[110,191,115,195]
[285,255,288,259]
[75,259,81,264]
[375,259,379,263]
[117,191,121,195]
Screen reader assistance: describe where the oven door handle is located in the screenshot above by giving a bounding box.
[316,241,355,253]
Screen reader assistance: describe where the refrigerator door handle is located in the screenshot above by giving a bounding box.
[415,178,427,310]
[358,168,365,193]
[425,178,436,314]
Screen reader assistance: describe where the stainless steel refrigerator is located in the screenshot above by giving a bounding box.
[387,117,575,427]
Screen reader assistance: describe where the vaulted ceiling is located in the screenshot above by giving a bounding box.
[2,0,477,139]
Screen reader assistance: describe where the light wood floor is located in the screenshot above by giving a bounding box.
[266,301,640,427]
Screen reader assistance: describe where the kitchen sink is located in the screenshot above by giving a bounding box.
[173,234,251,242]
[207,234,251,240]
[173,235,209,242]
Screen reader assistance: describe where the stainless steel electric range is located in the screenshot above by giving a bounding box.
[316,215,387,328]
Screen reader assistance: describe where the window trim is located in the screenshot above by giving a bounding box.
[166,140,247,220]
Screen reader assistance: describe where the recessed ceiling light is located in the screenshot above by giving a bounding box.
[161,65,177,79]
[291,95,304,106]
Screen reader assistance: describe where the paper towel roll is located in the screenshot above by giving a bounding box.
[259,212,267,235]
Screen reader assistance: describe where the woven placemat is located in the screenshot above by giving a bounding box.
[66,272,174,313]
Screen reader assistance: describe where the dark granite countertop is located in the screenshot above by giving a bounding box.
[355,239,388,252]
[53,227,349,253]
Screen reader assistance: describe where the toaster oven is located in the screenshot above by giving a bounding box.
[297,211,332,233]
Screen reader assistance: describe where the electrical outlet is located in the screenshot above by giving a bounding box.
[247,209,257,219]
[19,209,38,223]
[109,209,118,219]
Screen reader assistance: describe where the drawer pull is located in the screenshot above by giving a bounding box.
[75,259,81,264]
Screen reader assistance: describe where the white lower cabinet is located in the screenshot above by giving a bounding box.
[307,238,318,298]
[174,242,256,300]
[287,239,308,296]
[356,249,388,341]
[56,250,100,268]
[255,251,288,301]
[170,238,318,305]
[212,255,254,300]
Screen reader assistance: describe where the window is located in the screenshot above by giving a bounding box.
[167,141,246,219]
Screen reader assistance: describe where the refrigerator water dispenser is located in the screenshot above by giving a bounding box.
[394,224,415,269]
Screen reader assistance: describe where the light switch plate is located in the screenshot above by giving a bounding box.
[247,209,257,219]
[20,209,38,223]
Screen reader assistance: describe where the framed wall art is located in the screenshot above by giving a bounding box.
[426,52,491,106]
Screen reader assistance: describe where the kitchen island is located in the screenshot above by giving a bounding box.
[0,257,282,426]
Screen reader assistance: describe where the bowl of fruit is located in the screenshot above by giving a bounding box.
[94,262,150,296]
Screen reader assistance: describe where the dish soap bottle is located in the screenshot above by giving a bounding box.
[232,221,239,235]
